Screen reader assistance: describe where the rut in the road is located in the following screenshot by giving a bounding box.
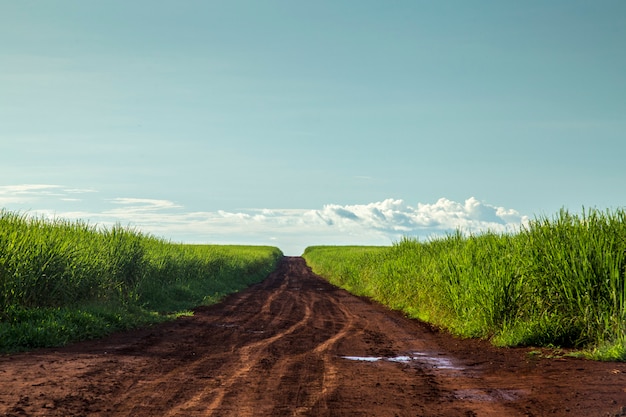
[1,257,626,417]
[97,256,358,416]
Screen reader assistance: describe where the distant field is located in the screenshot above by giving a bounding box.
[303,208,626,361]
[0,210,282,352]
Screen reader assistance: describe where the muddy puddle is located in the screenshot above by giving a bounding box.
[343,353,527,404]
[342,352,463,371]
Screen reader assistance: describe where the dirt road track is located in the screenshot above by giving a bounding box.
[2,256,626,416]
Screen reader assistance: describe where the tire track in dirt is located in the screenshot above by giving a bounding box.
[1,257,626,417]
[262,294,358,416]
[199,260,358,416]
[199,304,314,415]
[119,262,314,417]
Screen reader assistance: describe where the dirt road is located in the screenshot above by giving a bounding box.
[1,257,626,416]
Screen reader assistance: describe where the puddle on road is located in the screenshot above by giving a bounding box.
[343,354,527,404]
[342,352,463,371]
[343,356,383,362]
[409,352,460,370]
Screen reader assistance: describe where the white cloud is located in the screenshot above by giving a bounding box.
[109,198,182,211]
[63,188,97,194]
[0,184,61,193]
[0,185,97,207]
[0,184,529,255]
[0,184,64,205]
[313,197,528,239]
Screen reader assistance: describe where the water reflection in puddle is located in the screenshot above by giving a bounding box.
[342,356,383,362]
[410,352,459,370]
[342,352,463,370]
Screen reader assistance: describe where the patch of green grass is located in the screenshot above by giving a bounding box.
[585,336,626,361]
[0,210,282,352]
[304,208,626,361]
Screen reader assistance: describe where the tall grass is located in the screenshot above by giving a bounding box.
[303,208,626,361]
[0,209,282,352]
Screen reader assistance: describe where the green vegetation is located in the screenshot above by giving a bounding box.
[303,208,626,361]
[0,210,282,352]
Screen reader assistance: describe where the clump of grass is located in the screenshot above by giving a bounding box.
[0,209,282,352]
[303,207,626,361]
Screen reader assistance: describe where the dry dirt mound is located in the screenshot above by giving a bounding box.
[1,256,626,416]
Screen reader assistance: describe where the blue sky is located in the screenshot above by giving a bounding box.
[2,1,625,255]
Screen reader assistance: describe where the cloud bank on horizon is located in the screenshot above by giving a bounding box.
[1,184,529,255]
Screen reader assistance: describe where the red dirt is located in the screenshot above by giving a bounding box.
[1,256,626,417]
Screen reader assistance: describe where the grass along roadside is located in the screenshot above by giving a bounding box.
[303,208,626,361]
[0,210,283,353]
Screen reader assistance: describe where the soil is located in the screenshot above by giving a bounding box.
[1,256,626,417]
